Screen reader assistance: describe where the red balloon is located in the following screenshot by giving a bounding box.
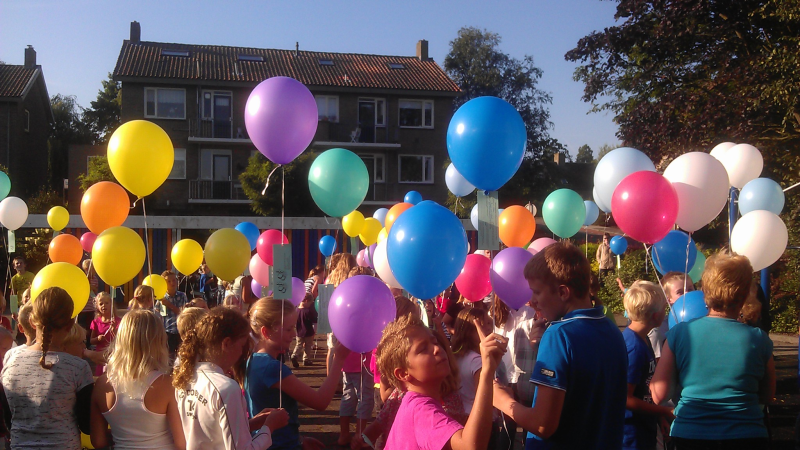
[80,232,98,254]
[455,253,492,302]
[257,229,289,266]
[611,171,679,245]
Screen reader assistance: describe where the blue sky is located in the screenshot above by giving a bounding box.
[1,0,621,157]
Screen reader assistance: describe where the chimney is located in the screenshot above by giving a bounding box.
[554,152,565,165]
[416,40,429,61]
[130,21,141,43]
[295,42,299,57]
[24,45,36,68]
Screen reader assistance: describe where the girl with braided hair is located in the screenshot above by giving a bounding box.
[1,287,94,449]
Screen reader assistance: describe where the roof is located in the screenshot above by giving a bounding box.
[0,65,39,99]
[113,40,461,93]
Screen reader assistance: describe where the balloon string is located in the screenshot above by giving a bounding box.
[645,244,679,325]
[261,164,282,196]
[142,199,152,279]
[281,167,285,238]
[279,296,283,409]
[684,232,692,297]
[783,181,800,192]
[2,226,10,295]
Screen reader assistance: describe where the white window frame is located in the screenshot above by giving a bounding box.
[398,99,434,129]
[398,154,434,184]
[359,153,386,184]
[199,149,232,181]
[168,148,186,180]
[315,95,339,123]
[144,87,186,120]
[358,98,386,127]
[201,90,233,120]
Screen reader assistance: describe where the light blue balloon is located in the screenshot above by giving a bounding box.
[542,189,586,238]
[445,163,475,197]
[593,186,610,213]
[447,97,527,191]
[739,178,784,215]
[0,172,10,201]
[234,222,260,251]
[583,201,599,226]
[404,191,423,205]
[593,147,655,210]
[373,208,389,227]
[308,148,369,217]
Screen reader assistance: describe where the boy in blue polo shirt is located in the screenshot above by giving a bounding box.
[493,242,628,449]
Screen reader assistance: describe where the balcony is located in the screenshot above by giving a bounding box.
[188,180,250,204]
[313,121,401,149]
[188,119,252,144]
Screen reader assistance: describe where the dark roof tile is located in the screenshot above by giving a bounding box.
[0,65,38,98]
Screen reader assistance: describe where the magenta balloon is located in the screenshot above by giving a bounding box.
[329,275,396,353]
[244,77,318,165]
[257,230,289,266]
[80,232,98,253]
[251,279,262,298]
[249,254,271,287]
[491,247,534,310]
[611,171,679,245]
[455,254,492,302]
[290,277,306,306]
[528,237,558,255]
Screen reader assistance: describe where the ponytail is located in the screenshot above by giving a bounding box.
[31,287,75,370]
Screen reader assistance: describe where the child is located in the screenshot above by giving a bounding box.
[245,298,351,450]
[451,308,493,415]
[90,309,185,450]
[304,265,325,299]
[1,287,94,449]
[63,323,88,358]
[4,302,34,366]
[493,242,628,449]
[128,285,155,311]
[378,314,506,450]
[158,270,189,358]
[290,293,318,368]
[199,264,217,307]
[173,307,289,449]
[90,292,120,375]
[649,272,695,362]
[0,328,12,365]
[223,294,246,314]
[0,294,11,332]
[622,281,675,450]
[178,307,209,341]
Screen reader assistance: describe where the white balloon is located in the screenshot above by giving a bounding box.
[593,187,610,213]
[373,240,402,289]
[0,197,28,231]
[470,204,479,230]
[720,144,763,188]
[731,210,787,271]
[663,152,729,232]
[445,163,475,197]
[709,142,736,163]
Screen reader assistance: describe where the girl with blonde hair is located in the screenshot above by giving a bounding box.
[129,285,155,311]
[90,309,185,449]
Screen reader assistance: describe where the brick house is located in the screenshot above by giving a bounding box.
[92,21,460,217]
[0,46,54,198]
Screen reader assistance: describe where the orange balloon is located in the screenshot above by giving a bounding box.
[49,234,84,266]
[499,205,536,248]
[81,182,130,234]
[385,202,414,233]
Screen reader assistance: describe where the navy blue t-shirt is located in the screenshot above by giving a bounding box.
[622,327,657,450]
[526,306,628,450]
[244,352,300,450]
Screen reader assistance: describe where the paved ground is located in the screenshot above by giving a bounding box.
[294,331,800,450]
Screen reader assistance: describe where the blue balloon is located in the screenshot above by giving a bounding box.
[234,222,260,251]
[668,291,708,328]
[593,147,655,211]
[387,201,467,299]
[739,178,785,215]
[373,208,389,227]
[609,236,627,255]
[583,200,599,226]
[404,191,423,205]
[447,97,526,191]
[652,230,697,275]
[319,235,337,257]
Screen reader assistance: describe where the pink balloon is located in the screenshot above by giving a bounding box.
[357,249,369,267]
[611,171,679,245]
[249,254,271,288]
[527,237,557,255]
[455,254,492,302]
[80,232,97,254]
[257,230,289,266]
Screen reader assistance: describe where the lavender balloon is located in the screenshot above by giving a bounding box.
[491,247,534,310]
[528,237,558,255]
[251,279,262,298]
[329,275,396,353]
[245,77,318,165]
[290,277,306,306]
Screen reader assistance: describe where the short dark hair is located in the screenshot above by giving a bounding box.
[603,233,610,239]
[524,242,591,300]
[12,256,25,264]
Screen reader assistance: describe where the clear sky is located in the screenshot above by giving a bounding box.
[1,0,621,157]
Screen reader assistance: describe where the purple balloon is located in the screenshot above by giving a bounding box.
[251,279,262,298]
[491,247,534,310]
[329,275,396,353]
[244,77,318,165]
[290,277,306,306]
[528,237,558,255]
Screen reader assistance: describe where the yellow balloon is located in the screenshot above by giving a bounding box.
[107,120,174,197]
[93,226,146,287]
[171,239,204,276]
[205,228,250,282]
[81,432,94,449]
[143,274,167,299]
[342,210,365,237]
[47,206,69,231]
[359,217,382,246]
[31,262,89,317]
[377,227,388,243]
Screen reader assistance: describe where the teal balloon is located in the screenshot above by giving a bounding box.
[542,189,586,238]
[688,250,706,284]
[308,148,369,217]
[0,172,10,201]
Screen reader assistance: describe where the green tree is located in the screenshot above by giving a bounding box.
[576,144,594,163]
[595,143,619,162]
[77,155,116,191]
[239,152,318,217]
[48,94,92,190]
[82,73,121,144]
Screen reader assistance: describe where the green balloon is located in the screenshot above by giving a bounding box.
[542,189,586,238]
[0,172,10,201]
[688,250,706,283]
[308,148,369,217]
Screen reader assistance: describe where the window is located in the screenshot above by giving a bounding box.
[199,149,232,180]
[145,88,186,119]
[168,148,186,179]
[388,62,405,69]
[360,154,385,183]
[238,54,264,62]
[318,59,334,66]
[23,109,29,132]
[398,155,434,183]
[315,95,339,122]
[399,100,433,128]
[161,49,190,57]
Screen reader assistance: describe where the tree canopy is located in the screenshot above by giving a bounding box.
[82,73,121,144]
[576,144,594,163]
[239,152,318,217]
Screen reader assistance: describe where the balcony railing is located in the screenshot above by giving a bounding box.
[189,180,248,202]
[189,119,243,140]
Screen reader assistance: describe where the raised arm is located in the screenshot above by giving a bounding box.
[279,343,350,411]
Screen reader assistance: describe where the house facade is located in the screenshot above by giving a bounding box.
[100,21,460,217]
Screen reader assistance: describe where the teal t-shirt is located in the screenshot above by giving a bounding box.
[667,317,773,439]
[244,353,300,450]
